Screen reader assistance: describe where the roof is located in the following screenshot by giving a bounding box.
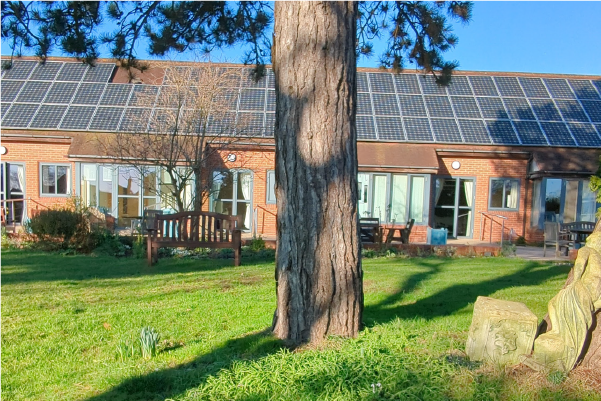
[529,148,601,178]
[1,58,601,148]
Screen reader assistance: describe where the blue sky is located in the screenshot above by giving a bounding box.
[2,2,600,76]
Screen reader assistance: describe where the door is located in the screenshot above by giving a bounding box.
[357,173,370,218]
[433,177,475,238]
[211,170,253,231]
[1,163,26,224]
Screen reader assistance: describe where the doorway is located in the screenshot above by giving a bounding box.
[211,170,253,231]
[433,177,475,238]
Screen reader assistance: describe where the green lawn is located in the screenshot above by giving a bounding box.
[1,250,598,400]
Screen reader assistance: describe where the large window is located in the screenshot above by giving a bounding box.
[266,170,276,204]
[211,170,253,230]
[531,178,599,227]
[357,172,430,224]
[40,163,70,196]
[489,178,520,211]
[1,162,26,223]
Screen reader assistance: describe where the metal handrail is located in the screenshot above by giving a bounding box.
[253,205,277,236]
[478,211,508,247]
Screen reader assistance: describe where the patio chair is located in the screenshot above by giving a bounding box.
[543,222,572,257]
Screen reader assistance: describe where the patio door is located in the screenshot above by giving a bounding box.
[211,170,253,231]
[1,162,26,224]
[433,177,475,238]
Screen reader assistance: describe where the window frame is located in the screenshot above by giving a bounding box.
[39,162,72,197]
[488,177,520,212]
[266,170,276,204]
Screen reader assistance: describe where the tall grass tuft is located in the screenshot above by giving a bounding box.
[139,327,160,360]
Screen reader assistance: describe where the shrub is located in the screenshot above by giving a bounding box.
[249,236,266,251]
[27,208,87,248]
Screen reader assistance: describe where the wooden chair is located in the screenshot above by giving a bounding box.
[543,222,572,257]
[385,218,415,244]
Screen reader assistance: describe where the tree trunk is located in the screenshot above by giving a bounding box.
[272,1,362,345]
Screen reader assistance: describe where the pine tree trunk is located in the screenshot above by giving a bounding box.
[272,1,362,345]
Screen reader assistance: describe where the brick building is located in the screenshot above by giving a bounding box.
[1,58,599,243]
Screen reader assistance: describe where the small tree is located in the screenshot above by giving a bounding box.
[96,60,257,212]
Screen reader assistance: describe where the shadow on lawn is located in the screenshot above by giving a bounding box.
[364,259,571,325]
[84,328,285,401]
[1,250,273,284]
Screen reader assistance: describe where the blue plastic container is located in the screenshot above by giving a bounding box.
[427,227,448,245]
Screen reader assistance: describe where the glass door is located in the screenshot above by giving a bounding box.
[434,177,475,238]
[357,173,370,218]
[371,174,389,223]
[1,163,26,224]
[211,170,253,231]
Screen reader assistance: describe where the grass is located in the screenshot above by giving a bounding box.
[1,250,599,401]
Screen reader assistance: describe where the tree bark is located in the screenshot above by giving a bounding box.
[272,1,363,345]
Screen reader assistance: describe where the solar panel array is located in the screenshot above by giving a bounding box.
[2,60,601,147]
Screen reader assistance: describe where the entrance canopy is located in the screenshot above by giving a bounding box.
[357,142,439,174]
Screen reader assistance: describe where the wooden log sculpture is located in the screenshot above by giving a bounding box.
[521,220,601,372]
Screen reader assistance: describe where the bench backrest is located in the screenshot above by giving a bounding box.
[562,221,596,232]
[151,211,241,243]
[359,217,380,228]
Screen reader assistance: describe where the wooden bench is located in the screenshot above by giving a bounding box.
[359,217,382,243]
[147,211,242,266]
[385,218,415,245]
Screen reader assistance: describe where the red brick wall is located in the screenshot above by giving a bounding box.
[2,139,76,217]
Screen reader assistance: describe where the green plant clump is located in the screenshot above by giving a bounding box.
[139,327,160,360]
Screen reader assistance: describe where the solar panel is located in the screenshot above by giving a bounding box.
[1,103,40,127]
[394,74,421,94]
[403,117,433,141]
[212,88,239,111]
[424,95,454,118]
[1,103,11,120]
[15,81,52,103]
[161,66,191,85]
[206,111,237,135]
[567,122,601,147]
[265,113,275,137]
[375,116,404,141]
[529,99,563,121]
[430,118,463,143]
[372,93,400,116]
[357,72,369,92]
[513,120,548,145]
[539,122,576,146]
[100,84,133,106]
[519,77,550,98]
[239,89,265,111]
[580,100,601,123]
[477,97,508,119]
[72,83,106,105]
[238,112,265,136]
[357,93,373,115]
[398,95,427,117]
[494,76,525,97]
[1,80,25,102]
[267,70,275,90]
[266,90,276,112]
[469,76,499,96]
[447,76,473,96]
[555,99,589,122]
[82,63,115,83]
[356,115,376,139]
[119,108,152,133]
[593,80,601,95]
[450,96,481,119]
[544,79,575,99]
[59,106,96,130]
[502,98,536,120]
[56,63,88,81]
[568,80,600,100]
[89,107,125,131]
[29,105,68,129]
[485,120,520,144]
[419,75,447,95]
[2,61,36,79]
[239,69,267,89]
[458,119,491,143]
[128,85,158,107]
[148,108,178,133]
[44,82,78,104]
[369,73,395,93]
[29,62,63,81]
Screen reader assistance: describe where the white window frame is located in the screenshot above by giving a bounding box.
[266,170,276,204]
[40,163,71,197]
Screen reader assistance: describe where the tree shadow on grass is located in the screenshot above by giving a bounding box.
[85,328,285,401]
[0,250,274,285]
[364,260,571,325]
